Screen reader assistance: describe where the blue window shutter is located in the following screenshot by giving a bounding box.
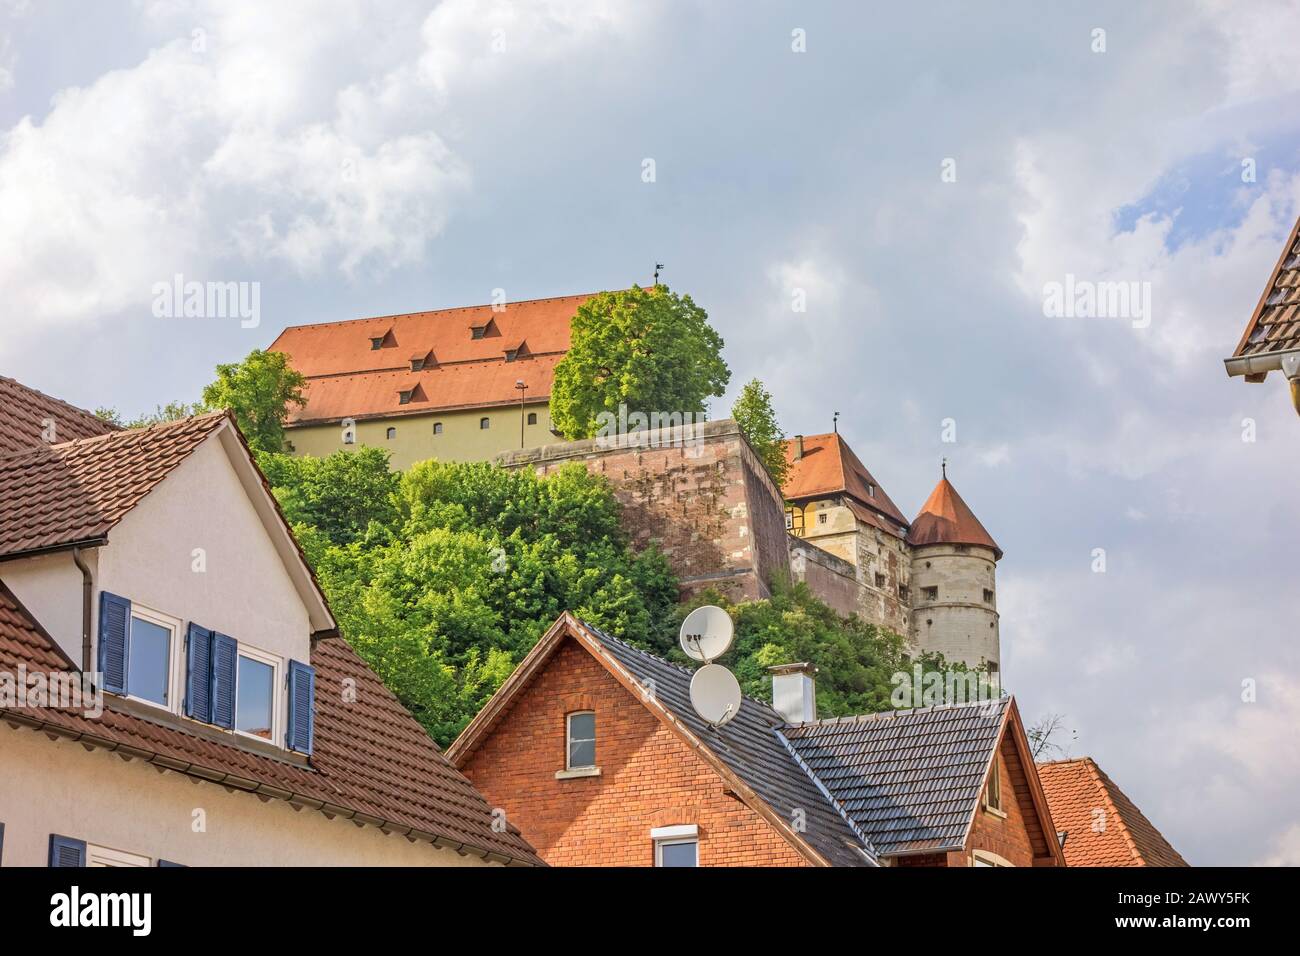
[286,660,316,755]
[184,623,214,722]
[48,834,86,867]
[210,632,237,730]
[97,591,130,695]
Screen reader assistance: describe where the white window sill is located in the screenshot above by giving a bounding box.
[555,766,602,780]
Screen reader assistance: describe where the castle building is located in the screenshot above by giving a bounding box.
[783,434,1001,672]
[268,293,597,469]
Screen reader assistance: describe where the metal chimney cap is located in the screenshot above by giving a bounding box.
[767,662,817,676]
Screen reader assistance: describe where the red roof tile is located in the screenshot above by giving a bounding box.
[782,433,908,528]
[0,580,541,864]
[0,413,228,557]
[0,375,117,455]
[268,293,597,425]
[1037,757,1188,867]
[906,477,1001,559]
[1229,213,1300,365]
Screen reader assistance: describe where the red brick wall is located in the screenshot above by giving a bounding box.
[459,638,810,867]
[947,733,1041,867]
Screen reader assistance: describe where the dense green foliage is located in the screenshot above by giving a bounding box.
[201,349,307,454]
[262,451,679,744]
[549,285,730,439]
[731,378,789,489]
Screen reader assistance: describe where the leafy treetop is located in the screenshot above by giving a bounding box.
[201,349,307,454]
[731,378,789,489]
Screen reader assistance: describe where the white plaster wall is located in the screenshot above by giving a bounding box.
[909,544,999,668]
[96,435,311,667]
[0,722,493,867]
[1,550,95,665]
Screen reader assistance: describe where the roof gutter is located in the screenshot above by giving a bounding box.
[71,546,95,674]
[1225,351,1300,416]
[0,537,108,564]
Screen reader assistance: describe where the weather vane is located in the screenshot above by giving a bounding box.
[654,262,664,285]
[941,456,948,479]
[833,410,840,433]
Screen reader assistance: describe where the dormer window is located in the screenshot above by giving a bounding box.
[504,349,517,362]
[370,337,383,350]
[410,358,424,372]
[398,390,413,405]
[471,326,486,340]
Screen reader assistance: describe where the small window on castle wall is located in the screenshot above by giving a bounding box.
[433,422,443,435]
[874,572,886,588]
[898,584,909,601]
[922,586,938,602]
[983,588,994,604]
[527,412,538,425]
[567,712,596,769]
[817,512,827,525]
[480,417,490,430]
[386,427,397,440]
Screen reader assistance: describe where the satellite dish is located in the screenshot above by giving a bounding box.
[679,605,734,663]
[690,663,742,728]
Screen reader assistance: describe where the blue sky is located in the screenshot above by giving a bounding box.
[3,0,1300,865]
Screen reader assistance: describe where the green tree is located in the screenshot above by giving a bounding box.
[549,285,730,439]
[731,378,789,489]
[200,349,306,454]
[94,401,203,429]
[270,457,679,744]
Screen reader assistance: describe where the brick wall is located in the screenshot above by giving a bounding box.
[496,420,790,603]
[459,638,810,867]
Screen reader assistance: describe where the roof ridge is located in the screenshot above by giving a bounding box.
[275,291,608,335]
[791,694,1008,728]
[0,375,121,433]
[1081,756,1144,864]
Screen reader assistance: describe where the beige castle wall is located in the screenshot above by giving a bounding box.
[0,721,491,867]
[909,543,999,669]
[287,400,554,470]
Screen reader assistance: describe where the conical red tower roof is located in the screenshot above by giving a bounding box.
[906,477,1001,559]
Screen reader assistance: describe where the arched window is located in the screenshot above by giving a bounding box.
[433,422,443,435]
[479,417,490,430]
[386,427,396,440]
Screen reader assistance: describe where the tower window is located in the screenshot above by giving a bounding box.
[983,588,995,604]
[874,572,886,588]
[817,512,828,525]
[898,584,909,601]
[922,586,938,602]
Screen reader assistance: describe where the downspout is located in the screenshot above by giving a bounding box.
[72,546,93,673]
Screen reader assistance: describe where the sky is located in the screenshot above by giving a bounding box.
[3,0,1299,866]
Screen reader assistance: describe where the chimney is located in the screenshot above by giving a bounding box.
[768,663,817,723]
[793,434,804,460]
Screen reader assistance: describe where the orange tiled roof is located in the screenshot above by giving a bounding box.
[0,375,117,455]
[0,579,541,865]
[782,433,908,528]
[0,413,229,557]
[906,477,1001,559]
[268,293,598,425]
[1229,213,1300,368]
[1037,757,1188,867]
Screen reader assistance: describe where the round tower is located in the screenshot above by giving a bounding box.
[906,471,1002,673]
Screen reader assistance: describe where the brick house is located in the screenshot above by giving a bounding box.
[1037,757,1188,867]
[447,613,1063,867]
[0,376,540,867]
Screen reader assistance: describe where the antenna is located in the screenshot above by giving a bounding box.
[679,605,734,663]
[689,663,742,728]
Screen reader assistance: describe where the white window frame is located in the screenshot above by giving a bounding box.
[233,644,282,745]
[972,850,1014,868]
[87,843,151,868]
[125,604,183,715]
[652,825,699,867]
[565,710,596,770]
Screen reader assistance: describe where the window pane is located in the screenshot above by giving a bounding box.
[568,739,595,768]
[659,841,697,867]
[237,656,274,739]
[128,617,170,705]
[569,712,594,741]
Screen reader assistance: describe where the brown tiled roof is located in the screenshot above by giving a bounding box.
[268,293,597,425]
[782,433,908,528]
[0,577,541,864]
[1228,213,1300,369]
[0,413,228,557]
[906,477,1001,559]
[0,375,117,455]
[1037,757,1188,867]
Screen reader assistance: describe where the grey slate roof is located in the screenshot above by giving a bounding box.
[581,624,878,867]
[781,697,1008,855]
